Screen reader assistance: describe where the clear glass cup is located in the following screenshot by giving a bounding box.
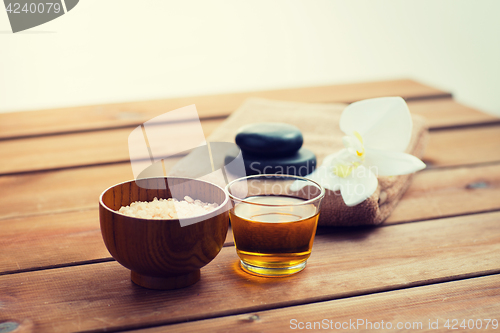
[226,174,325,277]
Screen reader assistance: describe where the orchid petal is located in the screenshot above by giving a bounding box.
[302,166,342,192]
[339,165,378,207]
[364,149,426,176]
[340,97,412,152]
[323,149,359,168]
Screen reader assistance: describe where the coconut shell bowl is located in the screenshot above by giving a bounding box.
[99,177,229,290]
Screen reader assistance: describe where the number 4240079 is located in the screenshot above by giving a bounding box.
[444,319,498,330]
[5,3,62,14]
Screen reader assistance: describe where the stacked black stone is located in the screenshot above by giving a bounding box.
[230,123,316,177]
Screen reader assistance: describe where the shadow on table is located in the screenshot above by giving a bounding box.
[316,225,380,243]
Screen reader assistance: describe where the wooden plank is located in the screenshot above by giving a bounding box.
[0,210,110,274]
[1,162,499,274]
[0,163,135,221]
[408,98,499,129]
[0,119,222,176]
[148,274,500,333]
[0,208,234,274]
[1,159,499,222]
[1,212,499,333]
[1,113,499,176]
[387,162,500,223]
[0,79,450,140]
[424,126,500,167]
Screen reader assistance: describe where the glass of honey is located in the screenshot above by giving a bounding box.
[226,174,325,277]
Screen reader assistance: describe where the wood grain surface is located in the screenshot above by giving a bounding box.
[0,79,450,140]
[1,79,499,333]
[0,119,222,175]
[424,125,500,167]
[1,113,499,176]
[387,162,500,223]
[141,274,500,333]
[1,212,499,332]
[0,210,108,274]
[1,155,498,222]
[1,161,499,275]
[408,98,499,129]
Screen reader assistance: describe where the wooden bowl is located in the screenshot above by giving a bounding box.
[99,177,229,290]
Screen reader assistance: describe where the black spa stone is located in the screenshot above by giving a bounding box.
[225,147,316,177]
[235,123,303,157]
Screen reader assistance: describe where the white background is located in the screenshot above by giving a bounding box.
[1,0,499,116]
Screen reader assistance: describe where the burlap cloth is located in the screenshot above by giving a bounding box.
[182,98,428,226]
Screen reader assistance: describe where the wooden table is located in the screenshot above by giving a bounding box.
[1,80,500,333]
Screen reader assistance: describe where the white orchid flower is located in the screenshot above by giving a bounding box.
[303,97,426,207]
